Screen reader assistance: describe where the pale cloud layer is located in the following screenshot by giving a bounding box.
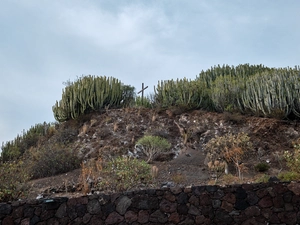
[1,0,300,146]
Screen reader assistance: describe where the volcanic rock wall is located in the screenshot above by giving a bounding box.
[1,182,300,224]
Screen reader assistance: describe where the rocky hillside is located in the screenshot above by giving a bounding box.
[25,108,300,199]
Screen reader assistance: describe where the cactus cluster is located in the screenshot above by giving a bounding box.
[52,76,135,122]
[153,64,300,118]
[154,78,202,109]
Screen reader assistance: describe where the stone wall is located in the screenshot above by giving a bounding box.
[1,182,300,224]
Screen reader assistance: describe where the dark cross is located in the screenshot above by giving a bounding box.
[137,83,148,105]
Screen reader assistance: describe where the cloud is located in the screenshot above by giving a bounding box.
[0,0,300,146]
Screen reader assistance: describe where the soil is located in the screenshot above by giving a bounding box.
[23,108,300,200]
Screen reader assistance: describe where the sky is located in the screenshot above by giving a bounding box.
[0,0,300,147]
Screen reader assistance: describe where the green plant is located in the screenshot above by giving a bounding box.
[97,156,152,192]
[136,135,171,163]
[0,161,31,202]
[24,144,80,179]
[278,171,300,182]
[52,76,135,122]
[135,96,153,108]
[1,122,55,162]
[254,162,270,172]
[254,174,270,183]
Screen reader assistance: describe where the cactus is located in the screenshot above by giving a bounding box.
[52,76,134,122]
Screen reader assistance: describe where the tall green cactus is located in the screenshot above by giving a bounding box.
[52,75,134,122]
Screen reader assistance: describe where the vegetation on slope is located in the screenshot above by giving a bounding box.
[1,63,300,201]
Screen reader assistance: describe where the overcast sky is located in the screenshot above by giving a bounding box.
[0,0,299,146]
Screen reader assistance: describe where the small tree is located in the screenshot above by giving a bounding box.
[205,132,252,179]
[136,135,171,163]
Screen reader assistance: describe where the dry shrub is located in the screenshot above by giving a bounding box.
[0,160,31,201]
[171,173,186,184]
[80,156,152,193]
[151,165,159,179]
[25,144,80,179]
[113,122,118,132]
[205,132,253,179]
[79,158,103,194]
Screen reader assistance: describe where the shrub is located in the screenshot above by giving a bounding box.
[278,171,300,182]
[136,135,171,162]
[0,161,31,201]
[254,162,270,172]
[97,156,152,192]
[254,174,270,183]
[284,141,300,174]
[205,132,253,179]
[25,144,80,179]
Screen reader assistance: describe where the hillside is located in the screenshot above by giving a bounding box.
[23,108,300,200]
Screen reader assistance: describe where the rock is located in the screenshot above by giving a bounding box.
[0,203,12,215]
[87,199,101,215]
[149,210,168,223]
[137,210,149,224]
[105,212,124,224]
[55,203,67,218]
[258,196,273,208]
[169,212,180,223]
[159,199,177,213]
[244,206,260,217]
[116,196,132,215]
[177,192,188,204]
[188,204,201,215]
[288,182,300,195]
[125,210,137,223]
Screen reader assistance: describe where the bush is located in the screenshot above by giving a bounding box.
[283,141,300,174]
[205,132,253,179]
[0,161,31,202]
[136,135,171,162]
[278,171,300,182]
[96,156,152,192]
[25,144,80,179]
[254,174,270,183]
[254,162,270,172]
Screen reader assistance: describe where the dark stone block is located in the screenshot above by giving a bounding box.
[258,196,273,208]
[131,195,158,210]
[177,192,188,204]
[55,203,67,219]
[246,192,259,205]
[149,209,168,223]
[67,206,77,220]
[278,211,297,225]
[30,215,40,225]
[105,211,124,224]
[283,191,293,203]
[101,203,115,217]
[235,198,249,210]
[177,204,188,215]
[76,204,86,217]
[87,199,101,215]
[137,210,149,224]
[159,199,177,213]
[0,203,12,215]
[213,189,224,199]
[206,185,218,192]
[24,206,35,218]
[214,209,233,223]
[235,187,247,199]
[192,186,206,196]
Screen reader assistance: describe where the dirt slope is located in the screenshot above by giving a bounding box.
[25,108,300,199]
